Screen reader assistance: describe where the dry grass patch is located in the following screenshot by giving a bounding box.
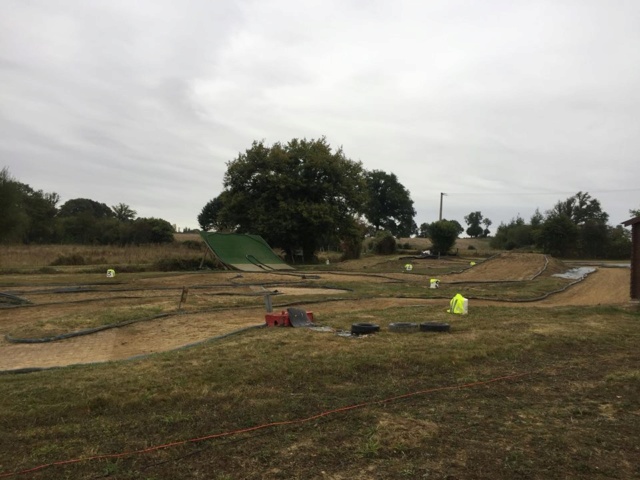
[0,243,207,271]
[0,252,637,479]
[0,305,638,479]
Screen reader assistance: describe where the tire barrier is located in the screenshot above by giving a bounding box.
[0,292,31,306]
[0,324,266,375]
[388,322,419,333]
[420,322,451,332]
[5,312,174,344]
[529,255,550,280]
[350,323,380,335]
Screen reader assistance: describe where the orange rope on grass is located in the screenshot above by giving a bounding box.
[0,371,534,478]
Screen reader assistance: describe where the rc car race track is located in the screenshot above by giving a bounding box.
[0,254,631,372]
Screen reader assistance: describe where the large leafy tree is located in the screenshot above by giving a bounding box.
[204,138,366,260]
[363,170,416,237]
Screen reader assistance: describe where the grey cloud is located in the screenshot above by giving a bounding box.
[1,0,639,231]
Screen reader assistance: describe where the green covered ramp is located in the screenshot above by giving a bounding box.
[200,232,294,272]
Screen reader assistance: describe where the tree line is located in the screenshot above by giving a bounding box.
[0,167,174,245]
[4,136,636,260]
[415,193,633,259]
[198,138,633,260]
[488,192,633,259]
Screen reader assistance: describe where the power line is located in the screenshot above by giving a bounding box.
[445,188,640,196]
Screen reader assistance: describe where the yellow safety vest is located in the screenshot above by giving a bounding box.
[447,293,468,314]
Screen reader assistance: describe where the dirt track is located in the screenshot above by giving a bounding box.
[537,268,630,306]
[0,255,632,372]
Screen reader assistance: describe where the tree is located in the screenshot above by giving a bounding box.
[420,219,462,239]
[56,198,115,244]
[370,230,397,254]
[490,216,534,251]
[198,192,232,231]
[339,219,367,260]
[607,225,631,259]
[482,218,492,237]
[0,167,28,243]
[111,203,137,222]
[530,209,544,228]
[58,198,114,219]
[450,220,465,236]
[464,211,484,238]
[0,167,59,244]
[363,170,416,237]
[551,191,608,225]
[125,218,175,244]
[538,214,579,257]
[544,192,610,258]
[204,138,366,261]
[630,208,640,218]
[579,219,609,258]
[426,220,460,255]
[17,184,59,243]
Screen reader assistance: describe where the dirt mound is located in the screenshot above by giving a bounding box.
[442,253,552,282]
[541,256,569,276]
[539,268,630,306]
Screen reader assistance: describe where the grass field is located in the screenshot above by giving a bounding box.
[0,246,638,479]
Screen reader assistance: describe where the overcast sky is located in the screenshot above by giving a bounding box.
[2,0,639,233]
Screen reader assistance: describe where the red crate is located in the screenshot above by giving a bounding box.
[265,311,291,327]
[264,310,314,327]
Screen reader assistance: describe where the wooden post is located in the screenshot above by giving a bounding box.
[622,216,640,301]
[178,286,189,310]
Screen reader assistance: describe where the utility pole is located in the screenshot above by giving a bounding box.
[439,192,447,220]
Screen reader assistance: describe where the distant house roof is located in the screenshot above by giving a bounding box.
[622,216,640,227]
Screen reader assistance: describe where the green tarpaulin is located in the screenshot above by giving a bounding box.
[200,232,294,272]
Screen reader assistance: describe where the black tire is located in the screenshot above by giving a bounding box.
[419,322,451,333]
[389,322,419,333]
[351,323,380,335]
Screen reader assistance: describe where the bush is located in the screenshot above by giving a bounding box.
[50,254,86,266]
[371,231,396,255]
[340,236,363,260]
[340,221,366,261]
[154,257,215,271]
[181,240,204,251]
[426,220,459,255]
